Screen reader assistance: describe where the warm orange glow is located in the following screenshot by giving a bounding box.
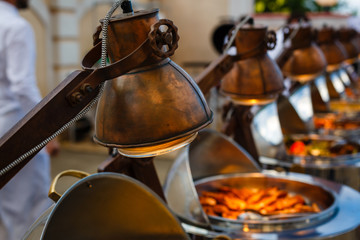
[286,72,324,83]
[343,57,358,65]
[326,63,342,72]
[115,132,198,158]
[330,100,360,113]
[243,224,250,232]
[231,96,277,106]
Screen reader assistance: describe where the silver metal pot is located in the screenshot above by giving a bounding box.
[23,170,190,240]
[164,129,360,239]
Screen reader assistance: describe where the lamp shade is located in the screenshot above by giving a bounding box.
[337,27,360,65]
[94,9,213,157]
[316,26,347,72]
[220,25,284,105]
[277,23,327,83]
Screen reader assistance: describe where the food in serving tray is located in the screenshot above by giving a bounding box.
[199,186,320,220]
[313,114,360,130]
[285,136,360,157]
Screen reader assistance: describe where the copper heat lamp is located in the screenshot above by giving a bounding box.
[312,26,347,109]
[219,24,284,105]
[196,23,284,105]
[93,8,212,158]
[276,24,329,134]
[337,27,360,66]
[0,0,213,190]
[196,21,284,164]
[316,26,347,72]
[336,27,360,85]
[276,23,327,83]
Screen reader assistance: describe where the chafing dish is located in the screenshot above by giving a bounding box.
[164,129,360,239]
[278,75,360,139]
[261,83,360,190]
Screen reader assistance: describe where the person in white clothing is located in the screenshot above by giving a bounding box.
[0,0,57,239]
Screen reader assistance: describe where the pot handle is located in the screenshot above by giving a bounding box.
[181,223,232,240]
[48,170,90,202]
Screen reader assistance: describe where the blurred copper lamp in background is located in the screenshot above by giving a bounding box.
[317,27,360,104]
[337,27,360,83]
[313,25,347,110]
[316,26,347,73]
[337,27,360,66]
[352,30,360,61]
[0,0,213,199]
[276,23,327,83]
[196,18,284,163]
[275,22,328,135]
[219,25,284,106]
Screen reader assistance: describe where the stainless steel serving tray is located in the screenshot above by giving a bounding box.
[195,172,338,233]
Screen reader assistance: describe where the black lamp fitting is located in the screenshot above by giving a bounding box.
[121,0,133,14]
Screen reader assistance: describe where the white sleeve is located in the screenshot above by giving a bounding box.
[5,20,42,114]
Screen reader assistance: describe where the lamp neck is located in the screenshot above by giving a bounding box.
[316,27,335,44]
[102,9,159,63]
[284,25,313,50]
[234,26,268,55]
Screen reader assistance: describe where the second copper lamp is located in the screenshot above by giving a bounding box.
[196,19,284,163]
[276,23,327,83]
[220,25,284,105]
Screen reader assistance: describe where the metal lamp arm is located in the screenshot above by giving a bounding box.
[195,54,234,95]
